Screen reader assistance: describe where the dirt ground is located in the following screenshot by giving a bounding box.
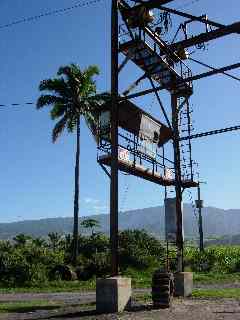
[1,298,240,320]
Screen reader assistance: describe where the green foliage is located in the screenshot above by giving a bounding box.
[0,300,64,313]
[2,231,240,288]
[13,234,32,247]
[81,218,100,235]
[192,288,240,299]
[36,63,109,143]
[48,232,62,251]
[185,246,240,273]
[119,230,165,271]
[0,234,64,287]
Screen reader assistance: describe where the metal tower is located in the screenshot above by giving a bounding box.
[90,0,240,275]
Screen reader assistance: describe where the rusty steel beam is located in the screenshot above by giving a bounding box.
[119,61,240,100]
[169,21,240,51]
[110,0,119,277]
[133,0,175,7]
[189,62,240,82]
[152,0,174,5]
[189,58,240,82]
[159,6,229,30]
[144,25,183,63]
[171,92,184,272]
[130,1,237,36]
[180,125,240,141]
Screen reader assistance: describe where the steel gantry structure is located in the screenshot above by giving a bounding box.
[95,0,240,275]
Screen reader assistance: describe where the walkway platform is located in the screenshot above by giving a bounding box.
[119,39,193,97]
[98,154,198,188]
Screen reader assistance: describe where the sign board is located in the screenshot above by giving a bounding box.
[139,114,161,142]
[97,100,172,147]
[165,198,184,243]
[138,138,156,159]
[118,147,130,162]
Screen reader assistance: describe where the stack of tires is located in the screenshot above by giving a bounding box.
[152,271,174,309]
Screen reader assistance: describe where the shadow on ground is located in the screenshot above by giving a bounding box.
[46,303,152,319]
[2,305,62,314]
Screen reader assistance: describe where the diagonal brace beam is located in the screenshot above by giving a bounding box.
[169,21,240,51]
[119,62,240,101]
[148,77,172,128]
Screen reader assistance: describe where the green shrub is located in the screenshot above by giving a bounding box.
[185,246,240,273]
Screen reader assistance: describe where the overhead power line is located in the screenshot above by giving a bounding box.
[180,125,240,141]
[189,58,240,82]
[0,102,34,108]
[0,0,102,30]
[177,0,201,10]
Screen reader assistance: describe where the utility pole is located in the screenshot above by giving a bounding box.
[171,92,184,272]
[110,0,119,276]
[196,183,204,252]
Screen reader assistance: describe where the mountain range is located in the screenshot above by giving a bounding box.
[1,204,240,240]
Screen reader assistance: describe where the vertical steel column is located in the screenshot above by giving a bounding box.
[110,0,119,276]
[186,99,193,180]
[171,92,184,272]
[197,184,204,252]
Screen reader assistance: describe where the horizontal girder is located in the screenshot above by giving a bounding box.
[98,154,198,188]
[169,21,240,51]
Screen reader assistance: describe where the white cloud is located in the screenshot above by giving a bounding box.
[93,205,108,212]
[84,197,100,204]
[84,198,108,214]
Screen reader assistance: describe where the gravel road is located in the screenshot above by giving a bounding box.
[1,298,240,320]
[0,284,239,304]
[0,285,240,320]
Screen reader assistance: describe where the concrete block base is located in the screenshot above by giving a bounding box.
[96,277,131,314]
[174,272,193,297]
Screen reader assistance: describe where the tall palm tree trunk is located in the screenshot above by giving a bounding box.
[72,117,80,265]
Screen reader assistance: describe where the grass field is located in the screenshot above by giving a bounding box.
[0,300,64,313]
[0,287,239,313]
[0,280,96,294]
[135,288,240,303]
[192,288,240,298]
[0,272,239,293]
[193,272,240,284]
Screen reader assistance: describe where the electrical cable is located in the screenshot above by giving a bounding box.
[189,57,240,83]
[180,125,240,141]
[0,0,102,31]
[176,0,201,10]
[0,102,35,108]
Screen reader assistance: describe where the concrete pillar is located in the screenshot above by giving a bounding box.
[174,272,193,297]
[96,277,131,313]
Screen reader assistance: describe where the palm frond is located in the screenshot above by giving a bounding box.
[79,92,111,114]
[39,78,71,98]
[50,103,67,120]
[83,65,100,79]
[78,65,100,97]
[36,95,66,109]
[67,114,79,133]
[57,63,82,79]
[52,115,68,143]
[84,112,98,141]
[88,92,111,104]
[37,63,108,143]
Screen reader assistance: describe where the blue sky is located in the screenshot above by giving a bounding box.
[0,0,240,223]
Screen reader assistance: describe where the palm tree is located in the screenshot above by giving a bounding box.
[37,64,109,264]
[81,218,100,236]
[13,233,32,247]
[48,232,61,252]
[32,237,47,248]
